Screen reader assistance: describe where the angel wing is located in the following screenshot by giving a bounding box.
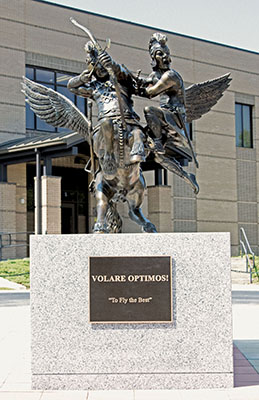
[21,77,90,143]
[185,73,231,123]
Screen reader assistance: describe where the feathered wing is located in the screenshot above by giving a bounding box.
[185,73,231,123]
[21,77,90,143]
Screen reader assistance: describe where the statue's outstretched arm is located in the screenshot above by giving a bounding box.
[146,70,180,98]
[67,71,94,98]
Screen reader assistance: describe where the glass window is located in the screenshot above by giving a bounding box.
[76,96,86,114]
[25,66,34,80]
[36,118,55,132]
[235,103,253,148]
[57,86,75,102]
[235,103,242,147]
[25,66,87,133]
[35,69,55,84]
[25,103,34,130]
[243,105,252,148]
[56,72,73,86]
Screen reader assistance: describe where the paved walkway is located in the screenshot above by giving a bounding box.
[1,286,259,399]
[231,257,251,284]
[0,277,26,290]
[1,387,259,399]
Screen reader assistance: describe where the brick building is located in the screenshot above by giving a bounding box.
[0,0,259,257]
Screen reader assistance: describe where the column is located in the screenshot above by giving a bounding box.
[41,176,62,234]
[0,182,16,259]
[147,185,172,232]
[8,163,27,258]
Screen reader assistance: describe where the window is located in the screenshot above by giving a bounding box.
[25,66,87,133]
[235,103,253,148]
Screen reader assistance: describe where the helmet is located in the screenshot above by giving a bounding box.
[84,41,98,72]
[149,33,171,68]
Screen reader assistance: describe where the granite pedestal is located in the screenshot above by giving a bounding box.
[30,233,233,390]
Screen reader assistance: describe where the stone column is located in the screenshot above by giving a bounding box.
[8,164,27,258]
[41,176,62,235]
[147,185,172,232]
[0,182,16,259]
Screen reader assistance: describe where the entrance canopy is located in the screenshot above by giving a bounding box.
[0,130,192,180]
[0,131,88,180]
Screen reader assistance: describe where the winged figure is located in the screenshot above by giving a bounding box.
[22,23,231,234]
[137,33,231,194]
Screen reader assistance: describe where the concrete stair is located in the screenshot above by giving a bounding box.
[231,257,251,284]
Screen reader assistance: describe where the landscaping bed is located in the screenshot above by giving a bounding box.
[0,258,30,288]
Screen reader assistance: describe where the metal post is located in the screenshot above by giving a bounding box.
[155,169,163,186]
[0,234,2,261]
[35,149,42,235]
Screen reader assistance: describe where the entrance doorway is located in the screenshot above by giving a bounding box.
[27,164,89,235]
[61,203,76,234]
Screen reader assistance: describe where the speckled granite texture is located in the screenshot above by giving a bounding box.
[30,233,233,390]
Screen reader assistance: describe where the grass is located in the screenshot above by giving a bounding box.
[252,256,259,283]
[0,259,30,288]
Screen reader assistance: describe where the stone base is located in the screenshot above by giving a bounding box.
[30,233,233,390]
[32,373,233,390]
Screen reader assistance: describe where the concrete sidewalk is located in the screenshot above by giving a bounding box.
[1,387,259,400]
[0,286,259,399]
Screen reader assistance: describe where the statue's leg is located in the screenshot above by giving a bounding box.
[144,106,165,154]
[129,127,146,162]
[93,173,114,233]
[155,154,199,194]
[126,172,157,233]
[99,118,117,175]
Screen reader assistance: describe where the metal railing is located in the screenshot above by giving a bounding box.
[240,227,255,284]
[0,231,34,261]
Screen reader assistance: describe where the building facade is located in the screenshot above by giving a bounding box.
[0,0,259,257]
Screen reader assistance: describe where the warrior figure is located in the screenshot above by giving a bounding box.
[67,42,146,176]
[140,33,199,194]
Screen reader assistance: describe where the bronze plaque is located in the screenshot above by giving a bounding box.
[89,256,172,323]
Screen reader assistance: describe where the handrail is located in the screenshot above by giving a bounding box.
[0,231,34,261]
[240,227,255,284]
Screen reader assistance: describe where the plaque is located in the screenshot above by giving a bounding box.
[89,256,172,323]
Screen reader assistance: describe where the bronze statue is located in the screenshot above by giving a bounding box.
[136,33,231,194]
[21,19,231,234]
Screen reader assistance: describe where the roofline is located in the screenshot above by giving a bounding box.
[0,132,85,155]
[35,0,259,56]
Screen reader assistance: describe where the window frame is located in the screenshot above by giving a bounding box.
[235,102,253,148]
[25,66,87,133]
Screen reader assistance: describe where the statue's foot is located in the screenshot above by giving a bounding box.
[93,222,109,234]
[142,221,157,233]
[154,138,165,154]
[130,141,146,162]
[102,153,117,175]
[189,173,199,195]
